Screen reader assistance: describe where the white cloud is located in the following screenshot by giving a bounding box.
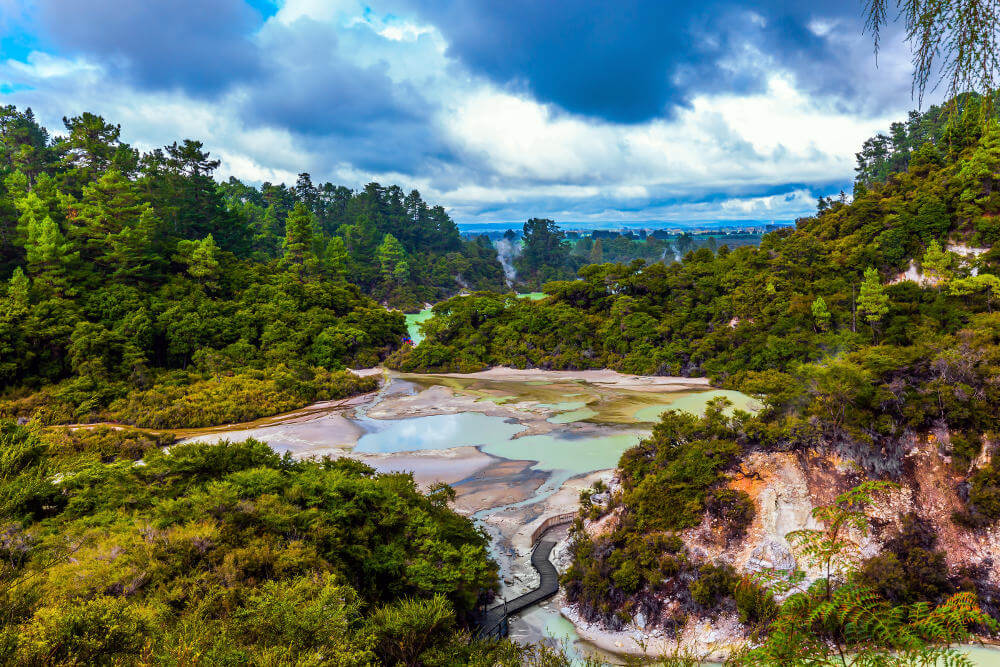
[0,0,916,223]
[6,51,98,80]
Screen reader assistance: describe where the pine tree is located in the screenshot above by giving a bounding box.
[858,267,889,342]
[68,170,146,272]
[107,206,161,283]
[25,214,76,296]
[282,202,318,276]
[173,234,221,289]
[589,239,603,264]
[324,236,348,280]
[392,260,410,284]
[921,240,952,288]
[3,267,29,314]
[958,122,1000,202]
[811,296,831,332]
[377,233,406,282]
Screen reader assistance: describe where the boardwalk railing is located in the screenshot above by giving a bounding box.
[529,512,576,545]
[473,528,563,639]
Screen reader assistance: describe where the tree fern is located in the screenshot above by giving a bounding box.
[731,483,997,666]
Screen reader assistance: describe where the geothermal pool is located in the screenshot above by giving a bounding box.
[179,368,759,661]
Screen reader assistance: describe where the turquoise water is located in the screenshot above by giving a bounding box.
[632,389,762,422]
[404,309,434,345]
[354,410,640,474]
[481,432,641,475]
[354,412,525,453]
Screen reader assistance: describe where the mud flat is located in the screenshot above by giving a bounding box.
[355,446,497,490]
[435,366,711,392]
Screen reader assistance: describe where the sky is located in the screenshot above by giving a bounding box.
[0,0,925,224]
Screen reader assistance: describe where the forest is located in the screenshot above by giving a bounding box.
[0,107,514,428]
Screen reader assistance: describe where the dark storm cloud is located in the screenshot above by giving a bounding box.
[33,0,264,95]
[244,18,452,174]
[402,0,910,123]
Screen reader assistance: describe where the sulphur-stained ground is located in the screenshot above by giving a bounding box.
[561,436,1000,661]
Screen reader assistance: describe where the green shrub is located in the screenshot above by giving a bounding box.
[0,423,497,664]
[859,513,953,604]
[705,487,755,540]
[689,563,738,607]
[734,578,778,627]
[17,596,150,665]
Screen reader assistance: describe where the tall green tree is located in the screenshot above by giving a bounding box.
[921,240,952,287]
[377,233,406,282]
[589,239,603,264]
[517,218,569,282]
[323,236,349,280]
[107,207,161,283]
[56,113,137,193]
[858,266,889,342]
[281,202,318,276]
[811,296,831,332]
[68,170,147,273]
[24,214,76,296]
[173,235,221,290]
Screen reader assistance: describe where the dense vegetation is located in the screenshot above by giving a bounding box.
[393,97,1000,475]
[389,98,1000,655]
[219,177,506,310]
[0,421,563,665]
[0,107,468,427]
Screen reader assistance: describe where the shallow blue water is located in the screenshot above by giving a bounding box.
[354,412,526,453]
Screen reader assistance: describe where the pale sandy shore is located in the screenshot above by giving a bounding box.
[354,445,495,489]
[433,366,710,392]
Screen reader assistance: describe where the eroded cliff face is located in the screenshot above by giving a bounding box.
[565,435,1000,659]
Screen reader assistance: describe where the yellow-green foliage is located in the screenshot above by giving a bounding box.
[107,366,377,428]
[0,422,499,665]
[1,366,378,429]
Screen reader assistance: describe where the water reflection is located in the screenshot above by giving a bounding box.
[355,412,525,453]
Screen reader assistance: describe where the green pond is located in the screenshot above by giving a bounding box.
[354,411,641,474]
[404,309,435,345]
[632,389,761,422]
[355,412,526,453]
[353,376,756,477]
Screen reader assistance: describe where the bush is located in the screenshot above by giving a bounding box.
[689,563,738,607]
[42,426,172,464]
[17,596,150,665]
[734,578,778,628]
[0,423,497,664]
[859,513,953,604]
[705,487,755,541]
[966,458,1000,522]
[107,367,378,428]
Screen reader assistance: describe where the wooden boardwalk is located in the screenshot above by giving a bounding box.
[475,537,561,639]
